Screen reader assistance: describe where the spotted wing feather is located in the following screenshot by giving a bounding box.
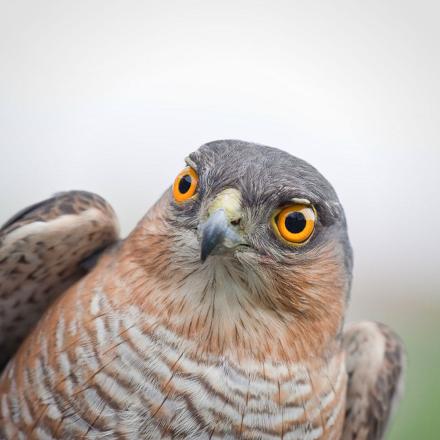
[0,191,119,370]
[341,321,405,440]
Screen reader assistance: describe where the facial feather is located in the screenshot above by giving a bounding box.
[128,140,351,362]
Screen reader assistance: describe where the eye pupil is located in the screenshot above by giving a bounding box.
[273,204,316,244]
[173,167,198,202]
[178,175,192,194]
[285,211,306,233]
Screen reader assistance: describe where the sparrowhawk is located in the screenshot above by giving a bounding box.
[0,140,405,439]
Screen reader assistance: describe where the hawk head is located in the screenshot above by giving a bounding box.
[132,140,353,358]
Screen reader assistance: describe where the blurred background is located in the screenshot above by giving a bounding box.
[0,1,439,437]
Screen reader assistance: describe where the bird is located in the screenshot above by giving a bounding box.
[0,140,404,439]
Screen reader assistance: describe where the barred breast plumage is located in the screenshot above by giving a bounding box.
[0,140,405,439]
[0,242,347,439]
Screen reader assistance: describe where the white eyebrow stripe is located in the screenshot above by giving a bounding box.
[290,197,312,205]
[184,156,198,170]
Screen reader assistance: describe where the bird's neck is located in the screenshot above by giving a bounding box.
[116,228,344,366]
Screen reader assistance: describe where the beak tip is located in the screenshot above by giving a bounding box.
[199,209,235,263]
[200,238,214,263]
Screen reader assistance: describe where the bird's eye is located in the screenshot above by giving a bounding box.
[272,204,316,244]
[173,167,199,202]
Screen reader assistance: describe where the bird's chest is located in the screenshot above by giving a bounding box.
[0,290,346,440]
[99,320,347,440]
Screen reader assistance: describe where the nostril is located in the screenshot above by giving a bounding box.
[230,218,241,226]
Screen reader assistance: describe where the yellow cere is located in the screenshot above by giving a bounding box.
[207,188,242,223]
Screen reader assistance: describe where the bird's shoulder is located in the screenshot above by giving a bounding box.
[0,190,120,370]
[341,321,405,440]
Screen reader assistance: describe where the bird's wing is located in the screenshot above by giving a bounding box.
[341,321,405,440]
[0,191,119,370]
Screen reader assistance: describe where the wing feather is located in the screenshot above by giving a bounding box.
[0,191,119,370]
[341,321,405,440]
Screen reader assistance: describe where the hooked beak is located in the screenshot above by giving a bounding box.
[199,188,245,262]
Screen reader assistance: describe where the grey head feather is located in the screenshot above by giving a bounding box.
[190,140,351,265]
[172,140,353,291]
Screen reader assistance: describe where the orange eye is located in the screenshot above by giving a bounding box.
[272,204,316,244]
[173,167,199,202]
